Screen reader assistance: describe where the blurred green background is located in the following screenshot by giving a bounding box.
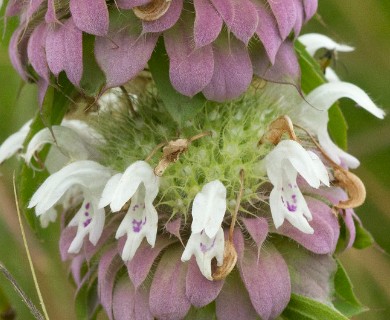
[0,0,389,319]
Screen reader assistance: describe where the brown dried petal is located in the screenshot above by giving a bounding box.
[259,115,297,145]
[133,0,172,21]
[334,167,366,209]
[154,138,189,176]
[212,240,237,281]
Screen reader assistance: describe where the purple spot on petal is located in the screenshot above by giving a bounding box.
[200,237,216,253]
[84,212,89,216]
[85,202,90,209]
[132,217,146,233]
[292,194,297,203]
[286,201,297,212]
[83,218,92,228]
[288,183,292,188]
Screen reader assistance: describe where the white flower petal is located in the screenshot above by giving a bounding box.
[294,82,384,169]
[324,67,340,82]
[266,140,324,189]
[39,208,57,228]
[317,130,360,169]
[29,160,112,215]
[110,161,159,212]
[68,199,105,254]
[45,147,71,173]
[115,185,158,261]
[0,120,31,164]
[265,140,328,234]
[181,228,225,280]
[191,180,227,238]
[307,151,330,186]
[98,173,123,208]
[298,33,354,56]
[24,125,89,166]
[305,82,385,119]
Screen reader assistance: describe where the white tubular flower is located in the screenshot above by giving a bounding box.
[0,120,31,164]
[99,161,159,261]
[298,33,355,82]
[265,140,330,234]
[297,82,385,168]
[298,33,355,56]
[24,125,89,166]
[29,160,112,253]
[24,120,103,173]
[181,180,227,280]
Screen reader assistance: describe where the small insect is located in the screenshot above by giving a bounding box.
[318,49,337,74]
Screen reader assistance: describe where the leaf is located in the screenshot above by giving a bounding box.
[353,219,375,249]
[328,105,348,150]
[75,278,100,320]
[79,33,106,96]
[281,294,349,320]
[149,37,207,126]
[18,74,75,231]
[333,260,367,317]
[294,41,325,93]
[295,41,348,150]
[184,303,217,320]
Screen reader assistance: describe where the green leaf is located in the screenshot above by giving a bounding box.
[75,279,100,320]
[295,41,326,93]
[149,38,207,127]
[353,219,375,249]
[18,74,75,231]
[295,41,348,150]
[184,303,217,320]
[328,106,348,150]
[281,294,348,320]
[333,260,367,317]
[80,34,106,96]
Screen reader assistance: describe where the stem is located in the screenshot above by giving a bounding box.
[12,173,50,320]
[188,131,212,143]
[0,262,43,320]
[120,86,137,117]
[229,169,245,241]
[145,142,166,162]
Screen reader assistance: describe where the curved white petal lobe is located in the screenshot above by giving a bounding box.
[265,140,328,234]
[115,185,158,261]
[29,160,112,215]
[298,33,354,56]
[181,227,225,280]
[99,173,123,208]
[0,120,31,164]
[24,125,89,165]
[305,82,385,119]
[191,180,227,238]
[109,161,159,212]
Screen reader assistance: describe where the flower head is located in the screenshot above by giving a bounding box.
[265,139,329,234]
